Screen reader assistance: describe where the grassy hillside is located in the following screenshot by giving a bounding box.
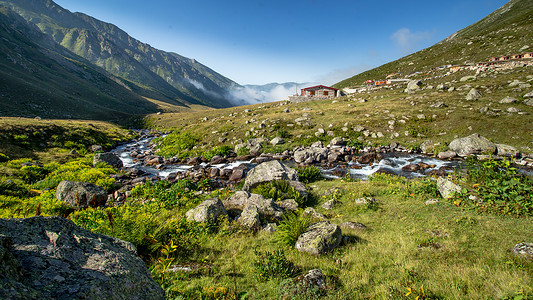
[0,6,196,121]
[335,0,533,88]
[0,0,238,108]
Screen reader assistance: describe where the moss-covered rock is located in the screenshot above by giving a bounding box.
[295,221,342,255]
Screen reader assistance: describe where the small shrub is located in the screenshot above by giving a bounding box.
[202,145,232,160]
[296,166,323,184]
[252,180,306,205]
[278,277,326,300]
[236,146,250,156]
[274,212,312,247]
[153,132,199,158]
[19,165,48,184]
[253,249,298,281]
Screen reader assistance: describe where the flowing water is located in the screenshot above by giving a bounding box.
[111,135,460,180]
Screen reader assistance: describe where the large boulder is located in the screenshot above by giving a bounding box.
[496,144,520,158]
[223,191,284,221]
[56,181,107,209]
[186,198,228,223]
[295,221,342,255]
[0,216,164,300]
[436,177,462,199]
[93,152,123,168]
[294,147,328,164]
[242,160,299,191]
[448,133,496,157]
[406,80,422,92]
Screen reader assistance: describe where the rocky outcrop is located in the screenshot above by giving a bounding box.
[223,191,284,222]
[242,160,299,191]
[448,133,496,157]
[0,216,164,300]
[55,180,107,209]
[93,152,123,168]
[186,198,228,223]
[294,147,328,164]
[295,221,342,255]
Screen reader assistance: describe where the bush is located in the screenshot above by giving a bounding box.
[153,132,199,158]
[463,158,532,216]
[296,166,323,184]
[253,249,298,281]
[19,165,48,183]
[0,191,71,218]
[202,145,232,160]
[274,212,312,247]
[130,179,202,209]
[251,180,306,205]
[33,156,116,191]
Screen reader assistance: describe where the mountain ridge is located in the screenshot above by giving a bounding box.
[0,0,238,108]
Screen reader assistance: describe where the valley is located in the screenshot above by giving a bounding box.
[0,0,532,299]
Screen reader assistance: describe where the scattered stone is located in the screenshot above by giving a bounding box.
[224,191,284,222]
[354,197,376,204]
[466,88,482,101]
[238,204,261,229]
[302,207,327,220]
[295,221,342,255]
[425,199,440,205]
[277,199,299,211]
[512,242,533,259]
[496,144,520,158]
[438,151,457,159]
[340,222,367,230]
[90,145,103,152]
[186,198,228,223]
[436,177,462,199]
[56,181,107,209]
[321,199,340,210]
[499,96,519,104]
[0,216,164,300]
[270,136,285,146]
[93,152,123,168]
[460,75,476,82]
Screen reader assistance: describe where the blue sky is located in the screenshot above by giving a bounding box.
[54,0,508,85]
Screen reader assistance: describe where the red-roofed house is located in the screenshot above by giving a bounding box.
[300,85,343,98]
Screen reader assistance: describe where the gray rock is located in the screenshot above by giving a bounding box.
[295,221,342,255]
[224,191,284,221]
[93,152,123,168]
[524,98,533,106]
[56,181,107,209]
[321,199,340,210]
[523,91,533,98]
[496,144,520,158]
[466,88,482,101]
[425,198,440,205]
[186,198,228,223]
[406,80,422,92]
[354,197,376,204]
[238,204,261,229]
[301,269,327,291]
[242,160,299,191]
[302,207,327,220]
[499,96,519,104]
[277,199,299,211]
[263,223,278,232]
[436,177,462,199]
[460,75,476,82]
[512,242,533,259]
[0,216,164,300]
[270,136,285,146]
[438,151,457,159]
[330,137,347,146]
[448,133,496,157]
[340,222,367,230]
[294,147,328,164]
[90,145,103,152]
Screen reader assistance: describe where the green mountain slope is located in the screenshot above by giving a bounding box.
[335,0,533,88]
[1,0,238,108]
[0,6,169,120]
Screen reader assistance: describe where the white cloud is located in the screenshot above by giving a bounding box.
[391,28,434,54]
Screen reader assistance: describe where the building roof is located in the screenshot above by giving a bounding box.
[301,85,339,91]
